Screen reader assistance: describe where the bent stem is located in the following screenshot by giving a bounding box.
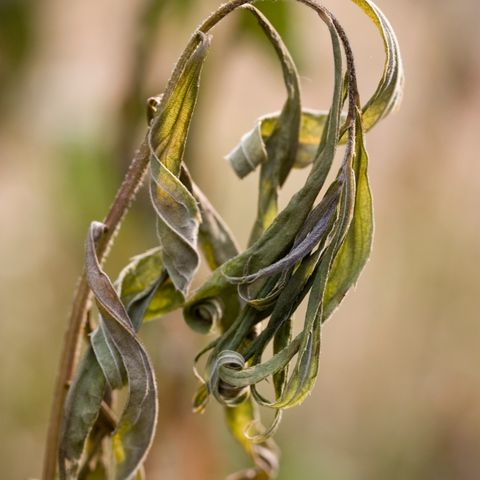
[42,138,150,480]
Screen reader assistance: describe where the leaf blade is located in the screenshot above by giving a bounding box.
[148,33,210,294]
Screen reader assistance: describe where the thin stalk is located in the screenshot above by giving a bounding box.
[42,138,150,480]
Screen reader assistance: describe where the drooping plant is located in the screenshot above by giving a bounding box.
[43,1,404,478]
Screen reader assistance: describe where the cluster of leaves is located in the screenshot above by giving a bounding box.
[58,0,403,479]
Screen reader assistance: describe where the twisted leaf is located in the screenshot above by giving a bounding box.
[199,0,364,441]
[60,228,182,479]
[85,222,158,480]
[323,109,373,318]
[351,0,404,127]
[59,350,107,479]
[229,5,301,243]
[193,175,280,476]
[227,0,404,175]
[148,32,210,294]
[116,248,184,324]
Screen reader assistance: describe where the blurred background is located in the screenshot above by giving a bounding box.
[1,0,480,478]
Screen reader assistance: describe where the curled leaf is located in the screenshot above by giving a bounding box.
[148,33,210,294]
[195,2,362,451]
[58,349,107,479]
[236,4,302,243]
[85,222,158,480]
[351,0,404,127]
[228,0,404,174]
[323,109,373,319]
[59,240,183,479]
[116,247,184,325]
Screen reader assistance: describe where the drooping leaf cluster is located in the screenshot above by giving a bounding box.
[58,1,403,479]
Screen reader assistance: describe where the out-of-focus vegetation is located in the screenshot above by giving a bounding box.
[0,1,35,106]
[1,0,479,479]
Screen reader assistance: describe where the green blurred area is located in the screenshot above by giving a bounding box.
[0,0,35,104]
[1,0,480,478]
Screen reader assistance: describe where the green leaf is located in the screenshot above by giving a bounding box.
[271,163,356,409]
[59,349,106,479]
[204,6,360,429]
[194,186,280,473]
[225,182,340,286]
[224,400,279,480]
[116,247,184,325]
[198,0,399,418]
[228,5,302,244]
[148,32,210,294]
[323,110,373,319]
[185,1,345,327]
[194,184,240,270]
[85,222,158,480]
[226,0,404,175]
[350,0,404,129]
[185,74,342,340]
[59,241,185,479]
[257,109,330,170]
[186,161,281,476]
[183,182,241,334]
[91,323,125,390]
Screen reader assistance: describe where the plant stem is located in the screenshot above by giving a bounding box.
[42,138,150,480]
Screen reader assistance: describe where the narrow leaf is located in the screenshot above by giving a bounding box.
[116,247,184,325]
[323,110,373,319]
[148,33,210,294]
[59,350,106,479]
[85,222,158,480]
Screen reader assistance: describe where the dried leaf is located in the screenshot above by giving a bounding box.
[148,33,210,294]
[323,109,373,319]
[85,222,158,480]
[351,0,404,128]
[192,173,280,475]
[230,5,302,244]
[200,2,360,438]
[116,247,184,325]
[59,242,182,479]
[59,350,106,479]
[228,0,404,173]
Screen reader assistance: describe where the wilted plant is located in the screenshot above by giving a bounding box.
[43,0,404,479]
